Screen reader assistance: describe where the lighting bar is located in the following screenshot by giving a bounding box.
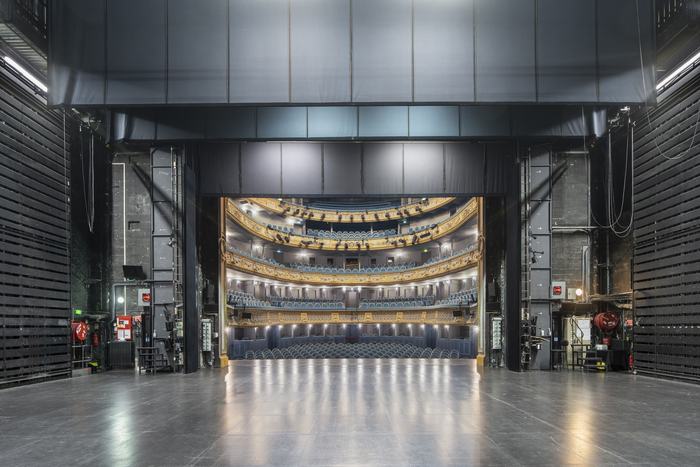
[657,50,700,91]
[4,57,47,92]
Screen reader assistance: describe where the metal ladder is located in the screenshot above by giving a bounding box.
[520,151,532,371]
[171,147,184,317]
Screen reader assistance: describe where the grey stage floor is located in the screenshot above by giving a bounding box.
[1,360,699,467]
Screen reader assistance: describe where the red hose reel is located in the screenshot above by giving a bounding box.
[71,321,88,343]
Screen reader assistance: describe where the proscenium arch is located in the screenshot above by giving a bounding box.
[202,140,505,366]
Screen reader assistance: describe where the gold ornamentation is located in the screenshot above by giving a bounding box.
[246,197,457,223]
[227,306,477,327]
[225,247,481,286]
[227,198,477,252]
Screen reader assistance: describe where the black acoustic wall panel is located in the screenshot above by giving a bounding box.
[322,143,362,195]
[413,0,474,102]
[362,143,403,195]
[351,0,412,103]
[537,0,597,102]
[229,0,289,103]
[0,72,71,386]
[632,73,700,381]
[290,0,351,103]
[445,143,484,194]
[197,143,240,194]
[240,143,282,195]
[106,0,166,105]
[403,143,443,194]
[49,0,655,107]
[281,143,323,195]
[198,141,506,197]
[475,0,536,102]
[167,0,228,104]
[48,0,105,106]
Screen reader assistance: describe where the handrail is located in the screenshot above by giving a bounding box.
[227,197,477,252]
[225,245,481,286]
[245,197,456,223]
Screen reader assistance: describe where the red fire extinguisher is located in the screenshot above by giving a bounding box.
[629,354,633,369]
[93,333,99,347]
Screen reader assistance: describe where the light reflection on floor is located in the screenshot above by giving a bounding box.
[1,359,699,466]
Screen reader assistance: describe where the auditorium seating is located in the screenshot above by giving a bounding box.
[228,243,477,274]
[305,200,399,211]
[360,295,436,308]
[267,297,345,309]
[226,290,269,307]
[306,228,396,238]
[242,342,459,360]
[435,288,478,306]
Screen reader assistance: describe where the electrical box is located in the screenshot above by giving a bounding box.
[201,319,212,352]
[175,320,183,338]
[551,281,566,299]
[137,288,152,307]
[567,289,578,300]
[117,316,132,341]
[491,317,503,350]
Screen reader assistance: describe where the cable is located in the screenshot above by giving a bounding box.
[636,0,700,161]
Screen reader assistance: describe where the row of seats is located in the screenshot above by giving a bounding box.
[435,288,478,306]
[306,229,396,239]
[305,200,398,211]
[360,296,436,308]
[227,243,477,275]
[226,290,270,307]
[287,262,416,273]
[268,297,345,309]
[243,342,460,360]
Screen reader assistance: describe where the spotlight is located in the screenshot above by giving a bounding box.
[276,234,283,241]
[320,213,325,220]
[350,215,354,221]
[575,288,583,297]
[338,215,343,221]
[374,213,379,220]
[385,213,390,218]
[403,209,409,215]
[361,215,365,221]
[117,296,124,304]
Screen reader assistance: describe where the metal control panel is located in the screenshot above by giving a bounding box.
[201,319,212,352]
[491,317,503,350]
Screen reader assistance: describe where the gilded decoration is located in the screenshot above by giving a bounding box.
[246,197,457,223]
[224,246,481,286]
[227,198,477,252]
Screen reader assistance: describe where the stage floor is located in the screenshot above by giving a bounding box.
[0,359,698,466]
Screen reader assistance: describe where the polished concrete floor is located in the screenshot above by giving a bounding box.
[1,360,699,467]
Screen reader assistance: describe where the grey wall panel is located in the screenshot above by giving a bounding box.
[475,0,536,102]
[413,0,474,102]
[363,143,403,194]
[48,0,105,106]
[113,109,157,141]
[598,0,655,104]
[460,106,510,137]
[323,143,362,195]
[352,0,412,102]
[409,106,459,137]
[308,107,357,138]
[537,1,597,103]
[257,107,307,139]
[281,143,323,195]
[403,143,444,194]
[445,143,484,194]
[240,143,282,195]
[290,0,351,103]
[206,107,256,139]
[512,106,561,137]
[359,106,408,138]
[157,108,207,140]
[106,0,166,104]
[229,0,289,103]
[197,143,240,195]
[167,0,227,104]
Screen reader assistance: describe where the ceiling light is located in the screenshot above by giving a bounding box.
[657,50,700,90]
[117,297,124,304]
[4,57,47,92]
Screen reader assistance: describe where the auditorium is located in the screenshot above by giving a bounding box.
[1,1,700,465]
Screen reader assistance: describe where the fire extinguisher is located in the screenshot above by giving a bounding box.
[629,354,633,369]
[93,333,99,347]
